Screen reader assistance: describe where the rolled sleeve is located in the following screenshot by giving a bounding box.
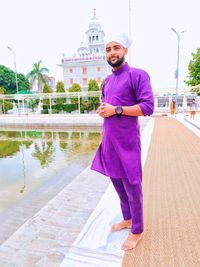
[133,71,154,116]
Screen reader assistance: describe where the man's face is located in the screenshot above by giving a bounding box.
[105,42,128,68]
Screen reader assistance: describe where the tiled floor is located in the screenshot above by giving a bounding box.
[0,167,109,267]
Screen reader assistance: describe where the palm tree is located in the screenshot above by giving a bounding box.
[27,60,49,92]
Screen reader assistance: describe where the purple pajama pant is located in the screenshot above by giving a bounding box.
[110,177,143,234]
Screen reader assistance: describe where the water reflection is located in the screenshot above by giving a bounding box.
[20,144,26,194]
[32,141,54,167]
[0,129,101,212]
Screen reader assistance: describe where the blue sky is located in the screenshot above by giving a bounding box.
[0,0,199,89]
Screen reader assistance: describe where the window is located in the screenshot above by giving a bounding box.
[83,78,87,85]
[69,68,73,73]
[97,66,101,72]
[97,77,101,83]
[70,78,73,84]
[96,35,99,40]
[82,67,87,74]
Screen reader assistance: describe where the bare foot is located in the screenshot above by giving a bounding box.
[121,233,142,251]
[111,219,132,232]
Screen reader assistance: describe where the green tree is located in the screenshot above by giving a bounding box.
[68,83,81,104]
[185,48,200,92]
[0,86,13,114]
[56,81,65,92]
[0,65,30,94]
[43,83,52,93]
[43,84,52,108]
[88,79,99,91]
[17,73,30,91]
[56,81,65,105]
[0,87,5,113]
[88,79,100,110]
[27,99,38,112]
[27,60,49,92]
[0,87,5,94]
[2,101,13,113]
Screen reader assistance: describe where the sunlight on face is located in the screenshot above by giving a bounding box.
[106,42,128,68]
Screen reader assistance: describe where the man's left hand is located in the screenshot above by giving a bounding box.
[97,102,115,118]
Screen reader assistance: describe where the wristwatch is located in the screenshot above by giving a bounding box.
[115,106,123,117]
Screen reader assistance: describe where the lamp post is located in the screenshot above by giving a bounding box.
[8,46,20,113]
[171,28,186,115]
[129,0,132,64]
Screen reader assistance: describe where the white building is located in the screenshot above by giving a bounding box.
[58,10,109,90]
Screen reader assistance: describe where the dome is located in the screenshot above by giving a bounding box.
[89,13,101,30]
[77,45,90,53]
[77,43,90,57]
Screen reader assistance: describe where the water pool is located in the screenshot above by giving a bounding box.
[0,129,102,210]
[0,128,102,243]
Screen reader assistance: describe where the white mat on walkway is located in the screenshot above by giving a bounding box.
[177,115,200,138]
[60,118,155,267]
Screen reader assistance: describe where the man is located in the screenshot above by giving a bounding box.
[170,98,175,116]
[190,98,197,120]
[91,33,154,250]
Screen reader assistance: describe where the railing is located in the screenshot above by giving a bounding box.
[1,92,199,115]
[0,91,102,100]
[62,56,105,63]
[0,91,102,115]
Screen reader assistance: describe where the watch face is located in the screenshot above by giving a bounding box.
[115,106,123,115]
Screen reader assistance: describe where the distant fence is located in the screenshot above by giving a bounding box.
[0,91,102,100]
[0,92,200,115]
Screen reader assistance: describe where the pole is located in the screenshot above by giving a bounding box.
[78,94,80,114]
[129,0,132,65]
[175,35,180,115]
[49,95,52,114]
[171,28,186,116]
[8,46,20,114]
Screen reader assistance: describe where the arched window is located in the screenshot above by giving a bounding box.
[82,67,87,74]
[96,35,99,40]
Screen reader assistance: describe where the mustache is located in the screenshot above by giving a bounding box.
[107,56,125,68]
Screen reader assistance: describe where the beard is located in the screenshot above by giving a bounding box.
[107,56,125,68]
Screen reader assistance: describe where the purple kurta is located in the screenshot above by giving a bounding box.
[91,63,154,184]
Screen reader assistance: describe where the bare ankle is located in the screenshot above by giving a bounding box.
[111,219,132,232]
[121,233,142,250]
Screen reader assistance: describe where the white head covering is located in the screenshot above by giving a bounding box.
[105,33,132,48]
